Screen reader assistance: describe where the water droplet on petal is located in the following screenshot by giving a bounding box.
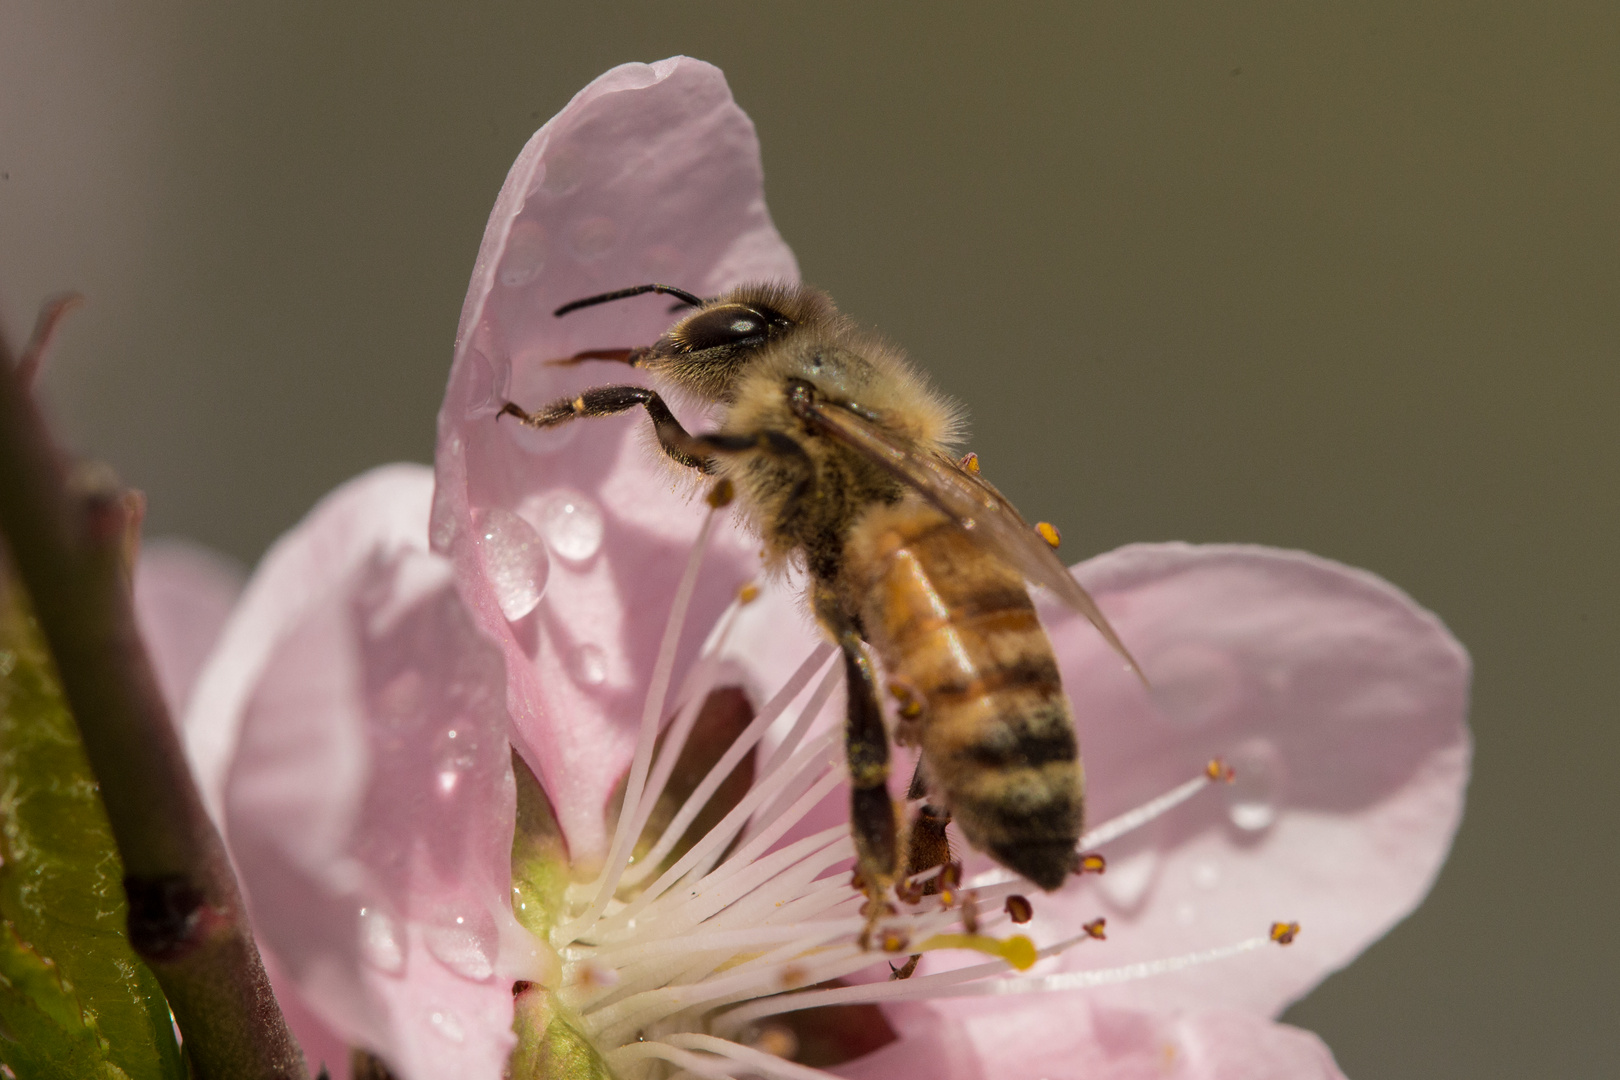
[358,905,405,974]
[1096,846,1159,912]
[429,482,459,552]
[1191,860,1220,891]
[574,643,608,686]
[475,507,549,620]
[498,220,547,287]
[569,216,619,260]
[429,1009,465,1043]
[424,910,497,982]
[504,414,577,455]
[532,489,603,562]
[1224,738,1285,833]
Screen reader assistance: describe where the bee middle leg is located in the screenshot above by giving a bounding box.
[812,587,899,946]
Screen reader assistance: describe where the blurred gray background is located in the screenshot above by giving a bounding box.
[3,3,1615,1076]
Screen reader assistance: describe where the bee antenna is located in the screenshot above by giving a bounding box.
[553,283,706,318]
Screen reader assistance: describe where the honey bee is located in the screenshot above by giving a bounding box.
[499,282,1140,910]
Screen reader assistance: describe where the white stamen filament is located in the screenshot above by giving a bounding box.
[525,520,1288,1079]
[561,506,721,943]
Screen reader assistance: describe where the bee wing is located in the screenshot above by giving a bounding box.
[796,394,1146,683]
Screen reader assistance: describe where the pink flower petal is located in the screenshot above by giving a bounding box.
[185,465,529,1080]
[836,999,1345,1080]
[918,543,1469,1019]
[434,57,797,860]
[132,539,244,719]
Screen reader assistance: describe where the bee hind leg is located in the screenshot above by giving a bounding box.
[813,588,901,949]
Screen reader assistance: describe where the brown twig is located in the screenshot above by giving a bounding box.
[0,307,308,1078]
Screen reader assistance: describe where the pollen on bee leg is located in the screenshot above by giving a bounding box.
[1270,921,1301,945]
[886,677,925,721]
[1035,521,1062,548]
[707,477,735,507]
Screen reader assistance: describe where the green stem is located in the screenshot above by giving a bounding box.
[0,308,308,1078]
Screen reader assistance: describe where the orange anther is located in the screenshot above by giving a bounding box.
[737,582,761,605]
[959,451,980,474]
[1035,521,1062,548]
[1004,895,1034,924]
[960,892,980,933]
[1077,852,1107,875]
[1206,758,1235,783]
[1270,921,1300,946]
[707,478,735,507]
[1082,918,1107,940]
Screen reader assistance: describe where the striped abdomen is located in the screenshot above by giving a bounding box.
[844,502,1083,891]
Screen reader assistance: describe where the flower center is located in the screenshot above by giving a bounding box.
[504,502,1295,1080]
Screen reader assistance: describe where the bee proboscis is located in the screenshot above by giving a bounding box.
[499,281,1140,927]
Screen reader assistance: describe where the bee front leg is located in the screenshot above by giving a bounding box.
[813,588,900,948]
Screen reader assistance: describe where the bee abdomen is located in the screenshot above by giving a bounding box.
[847,505,1084,891]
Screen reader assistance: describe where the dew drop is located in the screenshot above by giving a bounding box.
[531,489,604,562]
[1095,846,1159,912]
[504,414,578,455]
[569,216,619,260]
[424,912,497,982]
[574,643,608,686]
[1191,860,1220,891]
[358,905,405,974]
[1224,738,1284,833]
[498,220,547,288]
[429,1009,466,1043]
[474,507,550,620]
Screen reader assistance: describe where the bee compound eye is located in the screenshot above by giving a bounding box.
[674,304,782,352]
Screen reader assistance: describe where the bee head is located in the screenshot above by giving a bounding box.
[553,281,835,401]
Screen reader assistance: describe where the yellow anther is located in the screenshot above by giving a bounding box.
[1082,918,1107,940]
[916,932,1038,971]
[1270,921,1301,945]
[779,964,809,989]
[1206,758,1235,783]
[881,929,911,953]
[707,478,735,507]
[1035,521,1062,548]
[737,582,761,605]
[1004,894,1033,924]
[959,451,980,474]
[1077,852,1107,875]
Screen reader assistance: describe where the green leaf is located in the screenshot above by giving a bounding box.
[0,587,185,1080]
